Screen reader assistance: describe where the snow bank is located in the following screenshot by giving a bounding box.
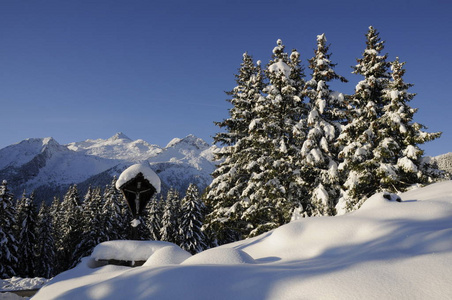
[0,293,25,300]
[91,240,175,262]
[115,163,161,193]
[34,181,452,300]
[33,257,130,300]
[358,191,401,210]
[143,246,192,266]
[182,248,255,265]
[0,277,50,300]
[0,277,48,291]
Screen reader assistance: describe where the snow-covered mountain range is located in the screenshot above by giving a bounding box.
[0,133,217,203]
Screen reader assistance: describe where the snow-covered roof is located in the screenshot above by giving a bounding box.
[91,240,175,262]
[116,163,161,193]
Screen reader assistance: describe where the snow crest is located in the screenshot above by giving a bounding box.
[115,163,161,193]
[91,240,176,262]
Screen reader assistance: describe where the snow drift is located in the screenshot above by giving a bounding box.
[34,181,452,299]
[90,240,174,263]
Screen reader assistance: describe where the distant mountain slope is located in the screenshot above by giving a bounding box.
[0,133,217,202]
[66,132,163,160]
[433,152,452,174]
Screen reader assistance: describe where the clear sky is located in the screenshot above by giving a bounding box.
[0,0,450,156]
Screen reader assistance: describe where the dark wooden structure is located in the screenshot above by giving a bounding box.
[118,172,157,217]
[94,259,146,268]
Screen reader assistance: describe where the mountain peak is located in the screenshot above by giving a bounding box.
[42,137,60,147]
[165,134,209,150]
[109,132,131,141]
[0,137,65,170]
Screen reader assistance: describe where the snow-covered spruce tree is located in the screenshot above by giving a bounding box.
[15,191,38,277]
[336,26,393,213]
[72,187,106,266]
[376,57,442,190]
[298,33,348,217]
[49,196,62,274]
[0,180,18,278]
[179,184,207,254]
[57,185,83,271]
[159,188,181,244]
[35,201,56,278]
[102,177,129,241]
[214,52,264,145]
[205,52,264,244]
[145,195,162,241]
[241,39,307,237]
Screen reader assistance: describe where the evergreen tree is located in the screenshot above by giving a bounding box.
[242,39,306,237]
[146,195,162,241]
[214,52,264,145]
[115,186,137,240]
[337,28,442,214]
[375,57,442,190]
[159,188,181,244]
[57,185,83,270]
[205,52,264,244]
[298,33,348,216]
[35,202,56,278]
[336,26,393,213]
[179,184,207,254]
[0,180,18,278]
[15,191,38,277]
[49,196,62,274]
[102,177,129,241]
[73,187,106,265]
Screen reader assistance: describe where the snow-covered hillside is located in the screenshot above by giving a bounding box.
[433,152,452,174]
[0,133,217,201]
[33,181,452,300]
[66,133,163,161]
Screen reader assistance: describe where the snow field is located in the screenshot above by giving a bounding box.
[143,246,191,266]
[34,181,452,299]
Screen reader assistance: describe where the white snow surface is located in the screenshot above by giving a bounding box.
[0,277,49,291]
[130,218,141,227]
[67,132,163,161]
[34,181,452,299]
[0,277,50,300]
[143,246,192,266]
[268,59,291,79]
[91,240,175,262]
[115,163,161,193]
[181,247,255,265]
[0,137,58,170]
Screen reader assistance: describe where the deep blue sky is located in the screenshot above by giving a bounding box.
[1,0,450,156]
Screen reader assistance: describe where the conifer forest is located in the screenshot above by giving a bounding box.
[204,26,442,244]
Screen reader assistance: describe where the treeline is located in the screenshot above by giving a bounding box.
[0,179,208,279]
[204,26,443,244]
